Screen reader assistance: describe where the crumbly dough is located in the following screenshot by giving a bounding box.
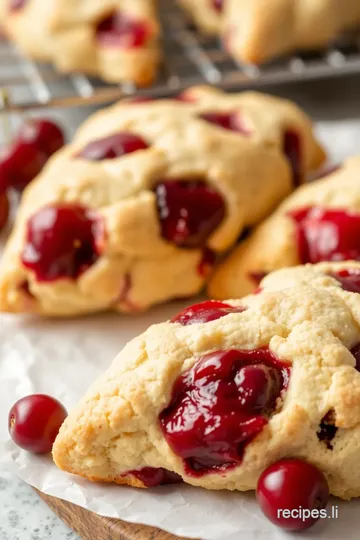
[0,0,161,86]
[0,86,324,317]
[53,260,360,500]
[209,157,360,300]
[180,0,360,64]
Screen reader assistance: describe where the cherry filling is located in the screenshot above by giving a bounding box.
[211,0,224,13]
[283,130,301,186]
[76,133,149,161]
[249,271,268,286]
[197,248,217,277]
[21,205,104,282]
[330,268,360,293]
[171,300,245,325]
[160,349,290,476]
[289,207,360,264]
[155,181,225,249]
[317,411,337,450]
[9,0,27,11]
[199,112,251,135]
[96,12,150,48]
[125,467,182,488]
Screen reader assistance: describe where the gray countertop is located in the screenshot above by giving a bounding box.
[2,73,360,539]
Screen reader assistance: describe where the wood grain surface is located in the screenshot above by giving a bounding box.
[35,489,197,540]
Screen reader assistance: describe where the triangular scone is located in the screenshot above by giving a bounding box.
[0,0,161,86]
[0,86,324,317]
[53,261,360,499]
[225,0,360,65]
[209,157,360,299]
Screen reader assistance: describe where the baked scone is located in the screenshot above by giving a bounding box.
[178,0,224,35]
[0,86,324,317]
[0,0,161,86]
[209,158,360,299]
[53,260,360,500]
[225,0,360,65]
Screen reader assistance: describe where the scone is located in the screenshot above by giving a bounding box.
[0,0,161,86]
[225,0,360,65]
[0,86,324,317]
[178,0,224,34]
[209,158,360,299]
[53,260,360,500]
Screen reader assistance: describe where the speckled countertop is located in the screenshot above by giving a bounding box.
[0,466,79,540]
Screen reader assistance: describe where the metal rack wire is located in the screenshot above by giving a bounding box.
[1,0,360,112]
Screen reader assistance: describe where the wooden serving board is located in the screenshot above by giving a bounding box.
[36,489,197,540]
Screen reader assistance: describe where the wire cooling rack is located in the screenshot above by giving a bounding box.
[1,0,360,111]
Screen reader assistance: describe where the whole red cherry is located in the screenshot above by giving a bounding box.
[0,119,64,192]
[256,458,329,531]
[9,394,67,453]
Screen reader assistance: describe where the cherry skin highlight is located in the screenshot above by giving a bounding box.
[126,467,182,487]
[160,348,290,475]
[171,300,245,325]
[8,394,67,454]
[76,133,149,161]
[199,111,251,135]
[290,207,360,264]
[21,204,104,282]
[155,180,225,248]
[96,12,150,48]
[257,458,329,531]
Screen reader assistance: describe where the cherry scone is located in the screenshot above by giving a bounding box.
[180,0,360,65]
[0,86,324,317]
[53,261,360,499]
[0,0,161,86]
[209,158,360,299]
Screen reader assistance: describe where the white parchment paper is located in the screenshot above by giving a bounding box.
[0,117,360,540]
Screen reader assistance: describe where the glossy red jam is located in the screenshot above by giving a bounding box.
[21,205,104,282]
[160,348,291,475]
[211,0,224,13]
[96,12,150,48]
[155,180,225,249]
[290,207,360,264]
[199,112,251,135]
[76,133,148,161]
[171,300,245,325]
[283,130,301,186]
[317,411,337,450]
[126,467,182,487]
[330,268,360,293]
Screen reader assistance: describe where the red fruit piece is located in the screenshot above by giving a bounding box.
[283,130,302,186]
[317,410,337,450]
[211,0,224,13]
[126,467,182,487]
[249,271,268,286]
[199,111,251,135]
[0,119,64,192]
[76,132,148,161]
[21,204,104,282]
[257,458,329,531]
[8,394,67,454]
[290,207,360,264]
[96,12,150,48]
[171,300,245,325]
[160,348,290,475]
[197,248,217,277]
[155,180,225,248]
[330,268,360,293]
